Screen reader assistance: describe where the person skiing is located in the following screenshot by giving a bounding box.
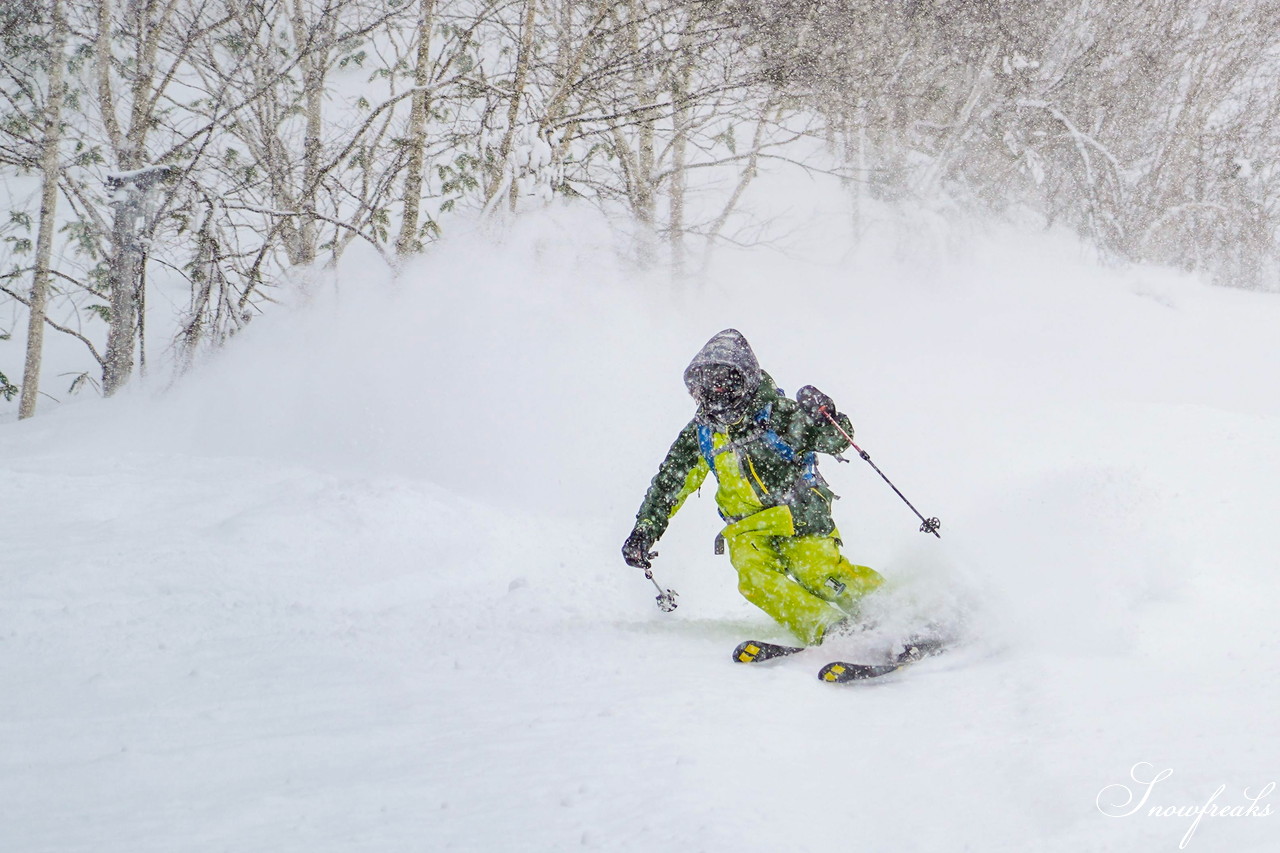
[622,329,883,647]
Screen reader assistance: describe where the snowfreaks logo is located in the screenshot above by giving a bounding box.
[1096,762,1275,849]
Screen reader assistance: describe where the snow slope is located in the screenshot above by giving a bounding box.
[2,208,1278,852]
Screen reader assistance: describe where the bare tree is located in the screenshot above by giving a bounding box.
[89,0,230,394]
[17,0,69,419]
[395,0,439,258]
[732,0,1280,288]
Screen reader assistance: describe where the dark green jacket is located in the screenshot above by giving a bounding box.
[634,372,854,540]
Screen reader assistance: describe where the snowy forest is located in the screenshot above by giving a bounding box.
[4,0,1280,415]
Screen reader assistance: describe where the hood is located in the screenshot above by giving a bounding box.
[682,329,762,394]
[683,329,767,427]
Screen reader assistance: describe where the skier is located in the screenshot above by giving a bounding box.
[622,329,883,647]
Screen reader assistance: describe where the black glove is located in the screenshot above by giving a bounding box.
[796,385,837,420]
[622,526,657,570]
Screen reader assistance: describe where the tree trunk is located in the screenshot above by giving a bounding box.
[396,0,437,258]
[97,0,139,394]
[486,0,538,214]
[18,0,67,419]
[292,0,329,266]
[103,189,144,396]
[627,0,655,265]
[668,19,695,278]
[100,0,164,396]
[668,110,686,275]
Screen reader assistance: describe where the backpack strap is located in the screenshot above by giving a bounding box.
[699,400,813,476]
[697,408,771,471]
[696,424,716,470]
[801,451,818,486]
[757,404,822,489]
[758,427,794,462]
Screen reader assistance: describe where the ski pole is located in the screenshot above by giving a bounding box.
[819,408,942,538]
[643,563,679,612]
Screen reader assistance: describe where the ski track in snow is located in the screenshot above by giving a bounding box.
[2,216,1279,852]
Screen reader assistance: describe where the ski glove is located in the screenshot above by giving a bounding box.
[622,526,657,570]
[796,385,838,420]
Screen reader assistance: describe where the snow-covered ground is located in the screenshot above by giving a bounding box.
[2,209,1278,852]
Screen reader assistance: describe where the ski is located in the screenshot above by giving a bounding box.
[817,660,904,682]
[818,637,949,684]
[732,640,806,664]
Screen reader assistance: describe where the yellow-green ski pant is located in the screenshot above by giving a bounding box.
[722,506,884,646]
